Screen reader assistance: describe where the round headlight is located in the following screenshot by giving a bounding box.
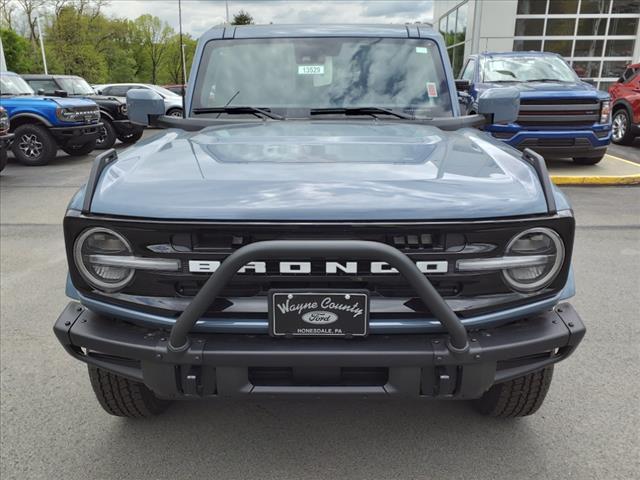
[502,228,565,292]
[73,227,134,291]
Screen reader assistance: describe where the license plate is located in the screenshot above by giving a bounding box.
[269,291,369,337]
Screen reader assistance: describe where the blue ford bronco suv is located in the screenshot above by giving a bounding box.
[0,71,101,166]
[459,51,611,165]
[54,25,585,418]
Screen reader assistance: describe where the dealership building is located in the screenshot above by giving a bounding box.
[433,0,640,90]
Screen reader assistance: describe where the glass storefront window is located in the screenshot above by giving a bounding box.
[548,0,579,13]
[544,40,573,57]
[611,0,640,13]
[601,61,630,78]
[546,18,576,36]
[456,2,468,35]
[605,39,635,56]
[580,0,611,13]
[572,60,601,78]
[608,18,639,36]
[513,39,543,51]
[577,18,607,35]
[574,39,604,56]
[515,18,545,36]
[517,0,547,14]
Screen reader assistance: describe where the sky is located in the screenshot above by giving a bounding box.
[102,0,435,37]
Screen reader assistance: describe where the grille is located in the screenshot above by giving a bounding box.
[517,98,600,127]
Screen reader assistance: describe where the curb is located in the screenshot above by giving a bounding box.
[550,154,640,186]
[551,174,640,186]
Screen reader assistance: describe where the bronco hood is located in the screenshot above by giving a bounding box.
[86,121,549,221]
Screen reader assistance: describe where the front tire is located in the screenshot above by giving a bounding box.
[167,108,183,117]
[611,109,634,145]
[96,119,117,150]
[61,140,96,157]
[88,365,171,417]
[473,366,554,417]
[573,153,605,165]
[12,124,57,166]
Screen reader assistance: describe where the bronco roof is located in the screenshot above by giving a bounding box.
[202,23,436,40]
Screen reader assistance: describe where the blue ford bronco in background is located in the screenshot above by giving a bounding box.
[54,24,585,418]
[0,106,13,171]
[0,71,101,166]
[459,51,611,165]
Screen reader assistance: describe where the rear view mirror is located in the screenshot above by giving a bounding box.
[37,89,45,95]
[455,80,470,92]
[477,87,519,124]
[127,89,166,126]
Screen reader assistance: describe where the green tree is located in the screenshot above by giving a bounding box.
[0,28,37,72]
[133,14,173,84]
[232,10,253,25]
[161,33,196,85]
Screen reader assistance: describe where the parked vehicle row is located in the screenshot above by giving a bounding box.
[0,72,152,166]
[458,51,612,164]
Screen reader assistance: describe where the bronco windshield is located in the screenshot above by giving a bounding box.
[481,55,578,83]
[192,37,453,117]
[1,74,35,96]
[58,77,95,95]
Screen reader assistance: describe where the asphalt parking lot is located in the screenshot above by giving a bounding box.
[1,133,639,480]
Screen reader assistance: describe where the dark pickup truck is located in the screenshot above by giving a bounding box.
[54,24,585,419]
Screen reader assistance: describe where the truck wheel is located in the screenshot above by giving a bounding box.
[473,366,553,417]
[62,140,96,157]
[117,130,144,144]
[573,154,605,165]
[96,119,117,150]
[611,109,634,145]
[88,365,171,417]
[12,124,57,166]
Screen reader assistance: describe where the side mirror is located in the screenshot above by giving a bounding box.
[54,89,68,97]
[477,87,520,124]
[127,89,166,126]
[37,89,45,95]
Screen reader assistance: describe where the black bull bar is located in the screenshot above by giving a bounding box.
[167,240,470,354]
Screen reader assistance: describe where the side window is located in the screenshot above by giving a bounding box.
[27,79,58,93]
[460,59,476,82]
[107,86,129,96]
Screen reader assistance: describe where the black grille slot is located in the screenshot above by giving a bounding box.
[249,367,388,386]
[517,98,600,127]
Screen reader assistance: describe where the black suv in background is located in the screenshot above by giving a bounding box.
[22,74,144,150]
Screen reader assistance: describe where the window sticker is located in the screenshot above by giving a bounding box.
[298,65,325,75]
[426,82,438,97]
[415,46,428,54]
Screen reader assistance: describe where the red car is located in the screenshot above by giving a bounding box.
[609,63,640,145]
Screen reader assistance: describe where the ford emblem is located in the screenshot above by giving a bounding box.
[302,311,338,325]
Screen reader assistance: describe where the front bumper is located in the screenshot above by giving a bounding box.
[112,119,144,136]
[488,126,611,158]
[50,123,102,146]
[54,301,585,399]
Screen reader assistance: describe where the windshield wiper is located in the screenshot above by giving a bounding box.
[192,106,284,120]
[310,107,414,120]
[525,78,569,83]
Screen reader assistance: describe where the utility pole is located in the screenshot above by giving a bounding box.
[0,34,6,71]
[36,16,48,74]
[226,1,230,24]
[178,0,186,113]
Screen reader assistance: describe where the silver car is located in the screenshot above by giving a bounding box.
[93,83,183,117]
